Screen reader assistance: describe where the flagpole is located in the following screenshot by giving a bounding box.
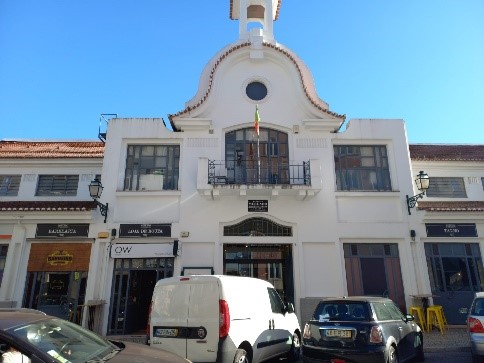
[255,105,261,184]
[257,131,260,184]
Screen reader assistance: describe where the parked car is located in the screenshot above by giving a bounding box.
[302,296,424,363]
[148,275,301,363]
[468,291,484,362]
[0,308,191,363]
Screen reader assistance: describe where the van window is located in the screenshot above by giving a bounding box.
[267,288,284,314]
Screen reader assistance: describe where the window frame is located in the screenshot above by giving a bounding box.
[124,144,180,191]
[334,145,392,191]
[0,175,21,196]
[426,177,467,198]
[36,175,79,196]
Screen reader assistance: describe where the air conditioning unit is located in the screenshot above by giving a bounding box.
[139,174,164,191]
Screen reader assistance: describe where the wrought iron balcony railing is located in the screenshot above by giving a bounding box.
[208,159,311,186]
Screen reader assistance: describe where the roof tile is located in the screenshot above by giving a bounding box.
[410,144,484,161]
[0,140,104,159]
[417,201,484,212]
[0,201,96,212]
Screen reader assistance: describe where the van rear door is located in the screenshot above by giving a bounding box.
[186,278,220,362]
[150,280,190,358]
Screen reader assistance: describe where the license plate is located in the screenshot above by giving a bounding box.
[155,328,178,337]
[325,329,352,338]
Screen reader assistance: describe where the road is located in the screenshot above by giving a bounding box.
[267,349,473,362]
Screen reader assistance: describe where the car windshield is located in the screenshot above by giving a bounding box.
[314,302,369,322]
[6,317,118,363]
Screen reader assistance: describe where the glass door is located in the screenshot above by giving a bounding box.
[223,244,294,303]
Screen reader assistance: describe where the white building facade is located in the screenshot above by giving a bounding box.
[1,0,483,336]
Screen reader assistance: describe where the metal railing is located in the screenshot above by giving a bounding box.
[208,159,310,186]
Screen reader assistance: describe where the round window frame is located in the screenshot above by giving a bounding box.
[244,80,269,102]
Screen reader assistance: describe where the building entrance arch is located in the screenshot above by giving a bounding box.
[223,217,294,303]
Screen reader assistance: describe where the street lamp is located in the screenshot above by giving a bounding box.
[406,171,430,215]
[89,178,108,223]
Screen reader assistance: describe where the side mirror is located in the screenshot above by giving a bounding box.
[405,314,415,322]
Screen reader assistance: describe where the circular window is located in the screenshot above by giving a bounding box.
[246,81,267,101]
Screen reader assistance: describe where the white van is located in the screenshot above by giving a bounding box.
[147,275,301,363]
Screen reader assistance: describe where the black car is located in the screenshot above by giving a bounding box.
[302,296,424,363]
[0,308,191,363]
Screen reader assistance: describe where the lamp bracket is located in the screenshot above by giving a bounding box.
[406,192,425,215]
[94,200,109,223]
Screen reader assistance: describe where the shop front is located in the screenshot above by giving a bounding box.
[425,222,484,324]
[107,223,176,335]
[22,224,92,322]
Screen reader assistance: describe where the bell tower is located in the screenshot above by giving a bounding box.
[231,0,279,43]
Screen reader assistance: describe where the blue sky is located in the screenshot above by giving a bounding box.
[1,1,483,144]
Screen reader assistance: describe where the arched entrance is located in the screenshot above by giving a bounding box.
[223,217,294,303]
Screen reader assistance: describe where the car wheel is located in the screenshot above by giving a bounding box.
[286,332,301,362]
[415,333,425,362]
[387,345,398,363]
[233,348,250,363]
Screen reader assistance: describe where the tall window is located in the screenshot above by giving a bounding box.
[36,175,79,196]
[0,245,8,286]
[426,177,467,198]
[225,127,289,184]
[124,145,180,191]
[0,175,21,196]
[334,145,391,191]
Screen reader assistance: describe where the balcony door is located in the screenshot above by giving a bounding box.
[225,127,289,184]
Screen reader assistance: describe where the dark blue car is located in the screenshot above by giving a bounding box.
[302,296,424,363]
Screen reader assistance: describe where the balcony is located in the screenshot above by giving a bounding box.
[197,158,322,199]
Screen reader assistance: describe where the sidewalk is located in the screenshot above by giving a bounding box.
[424,325,470,352]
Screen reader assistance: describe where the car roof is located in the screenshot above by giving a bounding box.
[0,309,49,330]
[318,296,392,303]
[475,292,484,298]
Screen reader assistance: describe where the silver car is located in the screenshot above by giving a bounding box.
[468,292,484,362]
[0,308,191,363]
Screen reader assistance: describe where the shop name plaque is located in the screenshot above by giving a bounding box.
[248,200,268,212]
[426,223,478,238]
[119,223,171,238]
[36,224,89,238]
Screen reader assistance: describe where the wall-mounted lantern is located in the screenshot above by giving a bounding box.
[406,171,430,215]
[89,178,109,223]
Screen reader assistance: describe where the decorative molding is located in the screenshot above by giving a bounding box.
[186,138,218,148]
[296,138,327,148]
[468,176,479,184]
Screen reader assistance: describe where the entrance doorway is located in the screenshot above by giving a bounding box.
[344,243,406,312]
[23,271,88,322]
[425,242,484,324]
[108,257,174,335]
[223,244,294,303]
[22,242,91,323]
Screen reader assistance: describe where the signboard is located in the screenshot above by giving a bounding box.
[36,224,89,238]
[47,250,73,266]
[426,223,478,238]
[110,243,175,258]
[119,224,171,238]
[248,200,268,212]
